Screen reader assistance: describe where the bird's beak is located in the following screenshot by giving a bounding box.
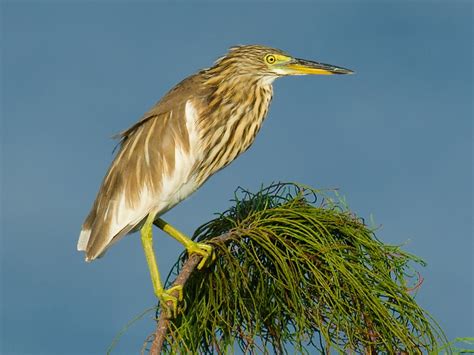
[282,58,354,75]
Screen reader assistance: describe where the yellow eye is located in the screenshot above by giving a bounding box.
[265,54,276,64]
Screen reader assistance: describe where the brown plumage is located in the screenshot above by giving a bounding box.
[78,44,353,262]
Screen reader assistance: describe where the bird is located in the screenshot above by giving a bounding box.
[78,44,353,316]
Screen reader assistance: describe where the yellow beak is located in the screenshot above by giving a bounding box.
[282,58,354,75]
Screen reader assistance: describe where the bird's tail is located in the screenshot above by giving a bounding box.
[77,228,91,252]
[77,207,116,262]
[77,200,146,262]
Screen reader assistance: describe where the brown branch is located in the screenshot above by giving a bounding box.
[150,253,202,354]
[149,231,237,354]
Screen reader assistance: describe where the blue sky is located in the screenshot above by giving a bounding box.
[1,1,472,354]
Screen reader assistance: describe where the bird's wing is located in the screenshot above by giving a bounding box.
[116,73,206,142]
[79,75,207,261]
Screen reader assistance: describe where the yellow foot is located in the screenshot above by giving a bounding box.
[157,285,183,318]
[186,242,216,270]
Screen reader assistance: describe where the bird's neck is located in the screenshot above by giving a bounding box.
[205,74,274,112]
[193,75,274,182]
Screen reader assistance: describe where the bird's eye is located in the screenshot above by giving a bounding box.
[265,55,276,64]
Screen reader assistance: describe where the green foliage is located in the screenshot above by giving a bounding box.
[438,337,474,354]
[160,183,448,353]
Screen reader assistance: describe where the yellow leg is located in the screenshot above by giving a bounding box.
[154,217,215,270]
[141,212,183,318]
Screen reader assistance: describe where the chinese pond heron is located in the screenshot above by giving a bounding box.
[78,45,353,316]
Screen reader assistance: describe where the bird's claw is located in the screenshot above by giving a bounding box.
[157,285,183,318]
[186,242,216,270]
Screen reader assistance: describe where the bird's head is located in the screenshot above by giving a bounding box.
[208,45,353,83]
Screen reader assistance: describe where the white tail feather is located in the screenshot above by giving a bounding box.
[77,229,91,251]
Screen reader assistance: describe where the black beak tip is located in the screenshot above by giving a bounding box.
[334,67,355,75]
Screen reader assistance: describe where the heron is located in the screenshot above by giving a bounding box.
[78,45,353,316]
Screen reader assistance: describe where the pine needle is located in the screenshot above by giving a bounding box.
[156,182,448,354]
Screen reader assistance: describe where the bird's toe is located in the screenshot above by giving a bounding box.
[187,242,215,270]
[158,285,183,318]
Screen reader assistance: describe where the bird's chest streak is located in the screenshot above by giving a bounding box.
[196,84,273,182]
